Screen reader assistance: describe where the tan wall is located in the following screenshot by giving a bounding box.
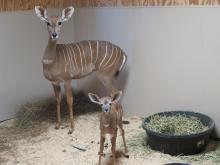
[73,7,220,137]
[0,9,75,121]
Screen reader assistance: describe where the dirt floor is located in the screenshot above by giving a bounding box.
[0,96,219,165]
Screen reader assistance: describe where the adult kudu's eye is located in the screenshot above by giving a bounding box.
[58,22,62,26]
[47,22,51,26]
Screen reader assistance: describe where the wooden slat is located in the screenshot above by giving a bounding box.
[0,0,14,12]
[120,0,220,5]
[92,0,118,6]
[13,0,35,11]
[0,0,220,12]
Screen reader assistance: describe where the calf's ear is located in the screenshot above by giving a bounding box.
[88,93,101,104]
[111,91,122,103]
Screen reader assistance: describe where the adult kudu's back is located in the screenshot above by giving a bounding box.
[44,40,126,84]
[35,6,127,133]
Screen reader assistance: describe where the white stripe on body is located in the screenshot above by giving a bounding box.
[76,43,84,73]
[60,46,68,72]
[118,53,126,72]
[88,41,93,69]
[69,45,79,75]
[63,45,73,71]
[103,44,114,68]
[95,41,99,65]
[68,45,76,71]
[65,45,75,76]
[68,46,76,71]
[105,47,119,70]
[79,43,87,72]
[99,42,108,69]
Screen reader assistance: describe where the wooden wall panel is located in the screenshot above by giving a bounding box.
[121,0,219,5]
[0,0,220,12]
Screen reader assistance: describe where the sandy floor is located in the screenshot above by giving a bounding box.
[0,112,219,165]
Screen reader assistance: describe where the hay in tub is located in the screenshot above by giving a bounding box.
[144,115,208,135]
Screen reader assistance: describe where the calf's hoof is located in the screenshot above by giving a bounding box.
[98,152,105,157]
[124,154,129,158]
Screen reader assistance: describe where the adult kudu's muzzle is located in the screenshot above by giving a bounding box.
[51,32,58,39]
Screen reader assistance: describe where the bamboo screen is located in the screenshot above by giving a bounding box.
[0,0,219,12]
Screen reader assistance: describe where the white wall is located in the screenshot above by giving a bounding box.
[1,7,219,137]
[0,9,75,121]
[73,7,220,137]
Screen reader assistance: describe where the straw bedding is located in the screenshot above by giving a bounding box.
[0,93,219,165]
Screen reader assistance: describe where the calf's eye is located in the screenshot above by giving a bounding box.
[47,22,51,26]
[58,22,62,25]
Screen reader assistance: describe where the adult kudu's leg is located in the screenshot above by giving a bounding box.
[64,80,74,134]
[52,82,61,129]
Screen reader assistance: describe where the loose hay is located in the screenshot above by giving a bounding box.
[0,91,99,163]
[179,142,220,164]
[145,114,208,135]
[124,132,152,156]
[126,132,220,165]
[0,137,10,152]
[0,137,11,163]
[0,97,219,165]
[12,91,99,139]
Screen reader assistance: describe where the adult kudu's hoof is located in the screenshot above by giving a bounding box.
[68,128,74,134]
[55,123,61,129]
[123,149,129,158]
[68,122,74,134]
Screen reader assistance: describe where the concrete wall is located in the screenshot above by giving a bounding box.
[73,7,220,137]
[0,9,75,121]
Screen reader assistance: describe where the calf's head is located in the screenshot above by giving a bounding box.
[88,91,122,113]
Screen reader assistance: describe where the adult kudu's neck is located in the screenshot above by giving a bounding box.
[42,37,57,65]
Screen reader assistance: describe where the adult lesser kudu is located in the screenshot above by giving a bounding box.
[35,6,127,134]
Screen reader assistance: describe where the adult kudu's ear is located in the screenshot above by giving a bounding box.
[61,6,74,22]
[111,91,122,103]
[88,93,101,104]
[35,6,48,22]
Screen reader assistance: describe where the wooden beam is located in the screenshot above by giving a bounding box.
[0,0,219,12]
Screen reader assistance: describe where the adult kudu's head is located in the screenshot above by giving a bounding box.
[35,6,74,41]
